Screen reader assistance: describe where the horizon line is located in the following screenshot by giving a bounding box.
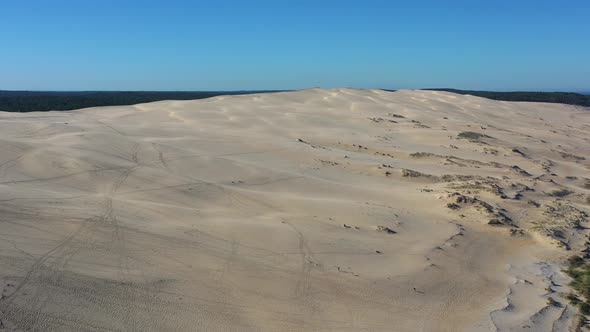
[1,88,589,94]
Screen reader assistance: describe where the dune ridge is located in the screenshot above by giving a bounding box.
[0,88,589,331]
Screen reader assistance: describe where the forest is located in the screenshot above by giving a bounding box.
[0,91,277,112]
[423,89,590,107]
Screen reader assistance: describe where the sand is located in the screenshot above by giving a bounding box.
[0,89,589,331]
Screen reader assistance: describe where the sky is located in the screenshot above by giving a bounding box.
[1,0,589,92]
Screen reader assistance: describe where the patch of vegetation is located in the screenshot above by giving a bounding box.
[511,148,527,157]
[376,225,397,234]
[409,152,436,158]
[527,200,540,208]
[547,189,574,197]
[566,292,581,306]
[441,174,481,182]
[457,131,491,141]
[488,219,503,225]
[447,203,460,210]
[557,151,586,161]
[533,202,588,249]
[388,113,406,118]
[402,169,428,178]
[565,256,590,323]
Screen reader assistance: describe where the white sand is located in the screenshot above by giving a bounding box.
[0,89,589,331]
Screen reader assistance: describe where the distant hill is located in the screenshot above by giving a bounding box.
[422,88,590,107]
[0,90,281,112]
[1,89,589,112]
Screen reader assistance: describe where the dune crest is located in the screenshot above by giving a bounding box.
[0,89,589,331]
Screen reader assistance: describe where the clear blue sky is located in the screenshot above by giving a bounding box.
[1,0,589,91]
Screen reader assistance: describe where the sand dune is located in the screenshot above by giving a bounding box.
[0,89,589,331]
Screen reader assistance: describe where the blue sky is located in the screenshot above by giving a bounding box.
[1,0,589,91]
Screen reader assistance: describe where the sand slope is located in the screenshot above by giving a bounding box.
[0,89,589,331]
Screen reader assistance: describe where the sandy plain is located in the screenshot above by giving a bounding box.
[0,89,589,331]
